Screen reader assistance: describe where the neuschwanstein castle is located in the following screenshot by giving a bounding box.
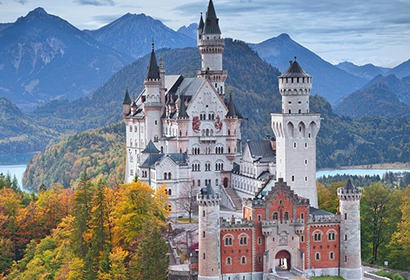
[122,1,363,279]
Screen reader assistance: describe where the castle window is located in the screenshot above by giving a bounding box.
[258,215,261,222]
[226,257,232,265]
[154,136,158,142]
[258,237,262,245]
[284,211,289,221]
[313,230,322,242]
[292,175,295,182]
[301,213,304,220]
[315,252,320,260]
[298,109,301,114]
[203,253,206,259]
[305,176,308,181]
[344,256,348,262]
[155,120,157,125]
[289,110,291,114]
[305,143,308,148]
[203,210,205,217]
[225,236,233,246]
[305,159,308,164]
[228,129,231,136]
[203,231,205,238]
[168,172,171,179]
[301,235,304,242]
[330,252,335,260]
[344,234,347,241]
[241,256,246,264]
[345,213,348,220]
[328,231,336,241]
[293,142,296,148]
[130,126,133,132]
[168,189,172,196]
[273,212,278,220]
[164,173,167,180]
[239,235,248,245]
[198,180,201,186]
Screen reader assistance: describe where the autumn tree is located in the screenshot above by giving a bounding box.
[177,183,198,222]
[361,182,401,264]
[316,182,341,213]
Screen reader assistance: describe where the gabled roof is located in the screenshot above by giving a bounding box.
[203,0,221,34]
[140,153,188,168]
[279,59,311,78]
[201,184,216,195]
[247,140,276,163]
[142,140,160,154]
[123,89,131,105]
[146,43,160,80]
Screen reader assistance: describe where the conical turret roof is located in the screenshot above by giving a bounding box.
[178,95,189,118]
[280,58,311,78]
[198,13,204,32]
[203,0,221,34]
[226,93,242,118]
[123,89,131,105]
[344,178,356,191]
[142,140,160,154]
[146,42,160,80]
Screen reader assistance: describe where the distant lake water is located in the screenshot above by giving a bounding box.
[0,153,37,192]
[316,168,410,178]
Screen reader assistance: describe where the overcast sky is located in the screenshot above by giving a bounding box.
[1,0,410,68]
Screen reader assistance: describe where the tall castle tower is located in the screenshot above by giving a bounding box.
[271,59,321,207]
[338,179,363,280]
[197,0,227,97]
[143,43,163,144]
[197,185,221,280]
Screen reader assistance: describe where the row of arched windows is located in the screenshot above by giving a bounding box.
[314,251,335,261]
[163,172,171,180]
[225,256,247,265]
[224,234,248,246]
[312,230,338,242]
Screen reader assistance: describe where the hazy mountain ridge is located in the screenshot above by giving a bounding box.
[249,33,368,105]
[177,23,198,40]
[0,7,131,111]
[335,61,390,80]
[0,97,60,154]
[387,58,410,79]
[85,13,196,59]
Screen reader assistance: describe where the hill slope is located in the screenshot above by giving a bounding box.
[387,58,410,78]
[249,34,368,105]
[85,13,196,59]
[0,7,131,111]
[0,97,60,154]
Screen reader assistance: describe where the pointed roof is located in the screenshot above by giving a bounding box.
[344,178,355,191]
[226,93,242,118]
[198,13,204,32]
[142,140,160,154]
[146,42,160,80]
[203,0,221,34]
[123,89,131,105]
[178,95,189,118]
[201,184,216,195]
[279,58,311,78]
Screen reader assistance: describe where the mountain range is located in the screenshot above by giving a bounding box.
[249,34,368,105]
[84,13,196,59]
[0,8,132,111]
[335,61,390,80]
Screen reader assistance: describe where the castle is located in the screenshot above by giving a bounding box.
[122,1,362,279]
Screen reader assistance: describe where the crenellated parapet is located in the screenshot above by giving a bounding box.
[197,193,221,207]
[337,187,362,201]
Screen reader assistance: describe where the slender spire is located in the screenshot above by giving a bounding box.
[198,12,204,32]
[123,88,131,105]
[203,0,221,34]
[146,40,160,80]
[226,93,241,118]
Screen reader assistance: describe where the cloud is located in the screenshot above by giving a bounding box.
[73,0,115,6]
[14,0,28,4]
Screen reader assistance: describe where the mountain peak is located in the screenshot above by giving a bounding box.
[32,7,47,14]
[278,33,291,39]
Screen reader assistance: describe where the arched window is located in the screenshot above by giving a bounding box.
[164,173,167,180]
[226,257,232,265]
[168,172,171,179]
[284,211,289,221]
[273,212,278,220]
[168,189,172,196]
[239,234,248,245]
[329,252,335,260]
[241,256,246,264]
[224,235,233,246]
[328,230,336,241]
[315,252,320,260]
[313,230,323,242]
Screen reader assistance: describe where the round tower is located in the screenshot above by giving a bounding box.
[197,0,227,96]
[338,179,362,280]
[271,58,321,207]
[197,185,221,280]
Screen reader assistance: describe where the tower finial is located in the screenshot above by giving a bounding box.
[152,39,154,51]
[294,56,297,61]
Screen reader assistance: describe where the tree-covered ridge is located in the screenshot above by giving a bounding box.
[23,123,125,190]
[0,178,169,279]
[0,98,60,154]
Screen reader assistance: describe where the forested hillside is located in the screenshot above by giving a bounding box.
[0,178,169,279]
[23,123,125,190]
[0,98,60,154]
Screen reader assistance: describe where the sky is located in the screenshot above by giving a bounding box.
[1,0,410,68]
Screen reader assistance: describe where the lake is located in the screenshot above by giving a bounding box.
[0,153,36,191]
[317,168,410,178]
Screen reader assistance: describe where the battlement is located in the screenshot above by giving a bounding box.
[337,187,362,201]
[309,215,340,224]
[197,193,221,206]
[221,218,253,228]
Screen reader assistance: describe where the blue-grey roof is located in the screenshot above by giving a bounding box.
[140,153,188,168]
[123,89,131,105]
[226,93,242,118]
[309,207,334,218]
[146,43,160,80]
[203,0,221,34]
[257,171,271,181]
[142,140,160,154]
[344,178,355,191]
[280,60,311,78]
[247,140,276,163]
